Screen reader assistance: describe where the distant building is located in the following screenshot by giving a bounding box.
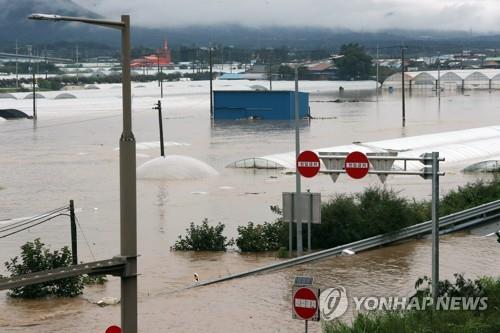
[484,57,500,68]
[131,40,172,68]
[305,62,336,80]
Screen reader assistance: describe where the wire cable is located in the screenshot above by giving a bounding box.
[0,206,69,233]
[0,213,67,239]
[75,216,96,261]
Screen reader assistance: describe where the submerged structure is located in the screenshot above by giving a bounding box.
[214,90,309,120]
[228,126,500,172]
[384,69,500,90]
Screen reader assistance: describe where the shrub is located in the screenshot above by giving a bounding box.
[440,176,500,216]
[172,219,233,251]
[325,274,500,333]
[311,187,427,249]
[82,274,108,285]
[2,239,84,298]
[236,221,285,252]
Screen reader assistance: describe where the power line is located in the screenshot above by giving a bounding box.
[0,206,69,233]
[75,216,96,261]
[0,213,67,239]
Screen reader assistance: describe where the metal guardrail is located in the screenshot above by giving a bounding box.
[0,257,127,291]
[193,199,500,288]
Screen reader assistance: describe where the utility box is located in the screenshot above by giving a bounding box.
[214,90,309,120]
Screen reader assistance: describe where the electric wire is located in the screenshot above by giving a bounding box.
[0,213,67,239]
[75,216,96,261]
[0,206,69,233]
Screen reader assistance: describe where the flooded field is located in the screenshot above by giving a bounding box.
[1,80,500,332]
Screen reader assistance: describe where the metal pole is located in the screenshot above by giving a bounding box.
[32,72,36,120]
[376,44,379,102]
[305,320,308,333]
[69,200,78,265]
[437,52,441,102]
[401,46,406,127]
[307,190,312,252]
[431,151,440,306]
[160,78,163,99]
[294,66,303,256]
[44,46,48,80]
[15,40,18,89]
[269,62,272,91]
[75,44,79,86]
[209,47,213,119]
[289,196,293,257]
[156,100,165,157]
[119,15,138,333]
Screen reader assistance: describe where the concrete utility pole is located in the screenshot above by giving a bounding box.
[437,51,441,102]
[27,45,37,120]
[401,45,406,127]
[70,200,78,265]
[15,40,19,89]
[75,44,79,86]
[153,100,165,157]
[269,62,273,91]
[294,66,303,256]
[209,46,213,119]
[44,45,48,80]
[376,44,379,102]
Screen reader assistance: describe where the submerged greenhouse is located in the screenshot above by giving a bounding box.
[383,69,500,90]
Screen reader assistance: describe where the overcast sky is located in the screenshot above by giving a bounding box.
[72,0,500,32]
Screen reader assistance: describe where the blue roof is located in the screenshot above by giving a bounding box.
[219,73,245,80]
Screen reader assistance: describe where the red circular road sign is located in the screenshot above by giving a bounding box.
[293,287,319,320]
[105,326,121,333]
[344,151,370,179]
[297,151,321,178]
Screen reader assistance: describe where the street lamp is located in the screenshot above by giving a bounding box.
[28,13,137,333]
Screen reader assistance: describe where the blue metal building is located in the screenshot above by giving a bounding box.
[213,90,309,120]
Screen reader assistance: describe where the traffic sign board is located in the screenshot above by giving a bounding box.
[297,151,321,178]
[344,151,369,179]
[292,286,320,321]
[105,326,121,333]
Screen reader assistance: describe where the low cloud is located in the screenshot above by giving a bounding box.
[73,0,500,32]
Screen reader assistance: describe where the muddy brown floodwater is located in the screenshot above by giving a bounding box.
[1,81,500,332]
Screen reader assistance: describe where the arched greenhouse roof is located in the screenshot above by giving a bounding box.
[383,69,500,85]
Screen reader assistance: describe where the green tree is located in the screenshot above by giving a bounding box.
[335,43,373,80]
[172,219,233,251]
[2,239,83,298]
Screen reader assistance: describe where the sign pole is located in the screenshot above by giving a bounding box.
[305,320,308,333]
[289,197,293,257]
[308,191,312,252]
[294,66,303,256]
[432,151,440,306]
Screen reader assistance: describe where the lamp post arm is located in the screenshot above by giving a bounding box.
[29,14,125,29]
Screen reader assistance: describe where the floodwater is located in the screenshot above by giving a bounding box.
[1,80,500,332]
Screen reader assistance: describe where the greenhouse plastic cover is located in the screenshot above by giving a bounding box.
[227,126,500,171]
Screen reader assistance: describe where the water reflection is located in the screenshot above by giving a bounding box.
[156,184,168,234]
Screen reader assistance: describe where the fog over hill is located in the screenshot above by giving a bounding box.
[1,0,500,52]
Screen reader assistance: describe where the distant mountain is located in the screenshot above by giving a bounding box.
[0,0,106,41]
[1,0,500,54]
